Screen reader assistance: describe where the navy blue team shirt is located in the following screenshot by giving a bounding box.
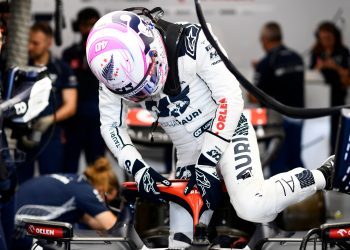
[15,174,108,223]
[29,56,78,118]
[254,45,305,108]
[62,42,100,117]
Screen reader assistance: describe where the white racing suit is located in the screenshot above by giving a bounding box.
[99,24,325,247]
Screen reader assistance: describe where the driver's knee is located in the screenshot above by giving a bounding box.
[232,197,278,223]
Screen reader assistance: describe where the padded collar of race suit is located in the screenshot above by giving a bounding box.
[156,19,185,97]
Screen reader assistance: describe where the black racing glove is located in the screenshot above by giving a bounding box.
[184,131,229,210]
[184,164,222,210]
[132,159,171,203]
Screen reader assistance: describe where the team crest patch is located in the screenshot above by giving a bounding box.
[233,114,249,136]
[145,86,191,117]
[295,170,315,189]
[185,24,201,59]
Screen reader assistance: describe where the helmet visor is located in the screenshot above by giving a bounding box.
[122,59,161,102]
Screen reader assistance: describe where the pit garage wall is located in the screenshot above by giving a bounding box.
[31,0,349,172]
[32,0,350,68]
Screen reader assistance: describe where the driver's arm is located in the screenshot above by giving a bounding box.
[74,182,117,231]
[54,88,77,122]
[52,63,78,122]
[195,28,244,162]
[99,83,170,202]
[82,211,117,230]
[99,82,144,173]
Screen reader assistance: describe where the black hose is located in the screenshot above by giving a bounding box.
[194,0,350,119]
[261,136,284,167]
[54,0,64,46]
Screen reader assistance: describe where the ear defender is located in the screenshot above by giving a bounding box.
[72,19,79,32]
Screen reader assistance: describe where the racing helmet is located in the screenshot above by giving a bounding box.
[86,11,168,102]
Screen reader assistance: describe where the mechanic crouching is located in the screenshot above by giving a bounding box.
[12,157,119,250]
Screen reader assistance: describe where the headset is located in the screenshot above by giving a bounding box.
[71,17,79,33]
[314,21,342,50]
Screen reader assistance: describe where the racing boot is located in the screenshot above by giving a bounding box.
[317,155,335,191]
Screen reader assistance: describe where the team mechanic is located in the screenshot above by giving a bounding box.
[86,10,334,247]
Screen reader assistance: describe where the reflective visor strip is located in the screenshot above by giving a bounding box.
[124,58,160,102]
[107,57,159,102]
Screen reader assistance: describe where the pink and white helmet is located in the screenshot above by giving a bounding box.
[86,11,168,102]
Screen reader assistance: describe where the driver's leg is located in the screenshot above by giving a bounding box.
[169,163,214,248]
[219,116,326,223]
[169,202,213,247]
[169,202,193,247]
